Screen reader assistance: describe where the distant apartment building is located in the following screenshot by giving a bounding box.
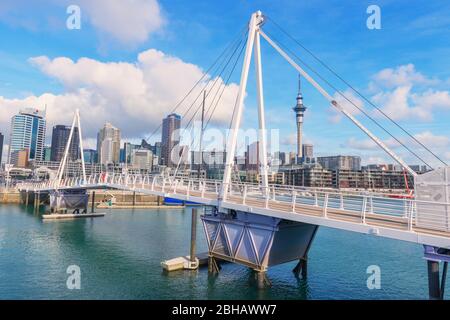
[97,123,121,165]
[191,150,227,172]
[317,155,361,171]
[83,149,97,164]
[161,113,181,166]
[246,142,259,171]
[10,149,29,168]
[282,164,333,188]
[8,108,46,166]
[50,125,80,162]
[0,132,3,164]
[132,149,153,170]
[302,144,314,163]
[123,142,140,164]
[333,169,414,190]
[44,146,52,161]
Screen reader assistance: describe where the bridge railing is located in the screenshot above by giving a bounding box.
[15,173,450,233]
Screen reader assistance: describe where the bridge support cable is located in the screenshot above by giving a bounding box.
[262,29,434,172]
[171,34,248,180]
[265,15,447,168]
[259,29,418,178]
[142,25,248,145]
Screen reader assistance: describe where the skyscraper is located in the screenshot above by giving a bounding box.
[0,132,4,164]
[302,144,314,163]
[50,125,80,162]
[161,113,181,166]
[97,123,121,165]
[8,108,46,165]
[293,75,307,163]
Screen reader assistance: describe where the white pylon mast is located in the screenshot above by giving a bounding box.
[254,30,269,193]
[221,11,266,200]
[76,109,87,184]
[56,109,87,186]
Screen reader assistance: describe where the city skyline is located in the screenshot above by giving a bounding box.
[0,1,449,169]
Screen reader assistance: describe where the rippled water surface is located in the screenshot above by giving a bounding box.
[0,204,442,299]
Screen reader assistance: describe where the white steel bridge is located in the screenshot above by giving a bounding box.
[17,172,450,249]
[14,10,450,298]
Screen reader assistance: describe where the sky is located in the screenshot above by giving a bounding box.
[0,0,449,167]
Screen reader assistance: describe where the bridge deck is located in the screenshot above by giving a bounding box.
[18,175,450,248]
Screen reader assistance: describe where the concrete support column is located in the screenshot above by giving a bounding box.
[293,255,308,279]
[91,191,96,213]
[208,256,220,274]
[428,260,441,300]
[190,208,197,263]
[255,271,271,289]
[25,192,29,206]
[132,191,136,207]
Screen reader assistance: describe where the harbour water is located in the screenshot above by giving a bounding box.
[0,204,444,300]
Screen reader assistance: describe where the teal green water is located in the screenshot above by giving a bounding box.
[0,204,444,300]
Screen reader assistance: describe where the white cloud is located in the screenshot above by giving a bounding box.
[345,131,449,152]
[369,64,437,90]
[414,131,449,148]
[0,49,239,144]
[79,0,165,45]
[371,85,450,121]
[344,136,400,151]
[0,0,165,46]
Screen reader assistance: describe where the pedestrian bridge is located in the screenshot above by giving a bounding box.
[17,173,450,249]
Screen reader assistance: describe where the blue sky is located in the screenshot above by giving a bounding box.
[0,0,449,166]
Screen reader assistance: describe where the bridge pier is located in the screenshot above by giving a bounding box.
[91,191,96,213]
[255,271,271,289]
[208,256,221,274]
[202,208,318,288]
[424,245,450,300]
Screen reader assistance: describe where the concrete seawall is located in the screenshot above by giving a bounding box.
[0,191,21,204]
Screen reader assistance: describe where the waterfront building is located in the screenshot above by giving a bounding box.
[317,155,361,171]
[97,123,121,165]
[8,108,46,165]
[282,164,333,188]
[50,125,80,162]
[161,113,181,166]
[0,132,3,164]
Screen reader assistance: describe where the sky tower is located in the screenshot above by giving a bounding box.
[293,75,307,162]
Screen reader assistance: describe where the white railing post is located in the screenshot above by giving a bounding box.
[265,187,270,209]
[201,181,206,198]
[243,185,247,205]
[323,193,329,217]
[314,191,318,207]
[151,177,156,191]
[187,180,191,198]
[408,200,414,231]
[292,190,297,213]
[362,196,367,224]
[173,180,178,194]
[340,194,344,210]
